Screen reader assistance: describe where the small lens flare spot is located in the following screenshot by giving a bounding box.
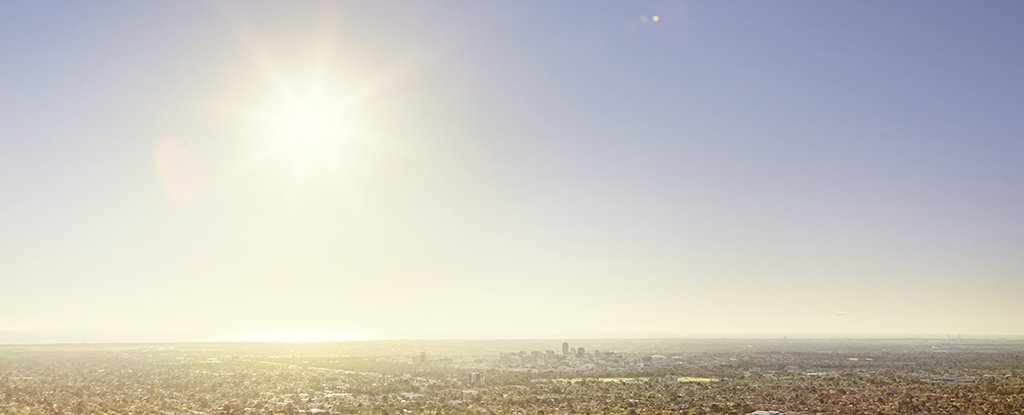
[652,15,661,23]
[154,138,202,205]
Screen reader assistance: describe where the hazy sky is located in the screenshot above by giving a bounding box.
[2,1,1023,343]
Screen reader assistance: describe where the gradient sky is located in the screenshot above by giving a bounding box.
[2,1,1023,343]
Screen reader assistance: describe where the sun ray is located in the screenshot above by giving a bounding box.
[211,11,421,216]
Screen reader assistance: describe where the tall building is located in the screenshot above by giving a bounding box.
[577,346,586,356]
[562,342,569,355]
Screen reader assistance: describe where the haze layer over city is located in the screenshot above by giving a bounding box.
[2,1,1023,341]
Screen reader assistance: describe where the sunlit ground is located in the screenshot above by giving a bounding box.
[554,376,718,383]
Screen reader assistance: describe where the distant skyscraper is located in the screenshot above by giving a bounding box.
[469,372,483,385]
[562,342,569,355]
[577,346,586,356]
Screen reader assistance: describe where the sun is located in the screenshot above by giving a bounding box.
[216,15,416,195]
[222,77,367,185]
[262,87,360,166]
[219,25,400,187]
[225,83,364,187]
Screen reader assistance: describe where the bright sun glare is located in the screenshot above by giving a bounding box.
[266,90,356,159]
[229,328,374,343]
[224,30,393,184]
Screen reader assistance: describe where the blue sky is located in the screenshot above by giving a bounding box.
[1,1,1022,343]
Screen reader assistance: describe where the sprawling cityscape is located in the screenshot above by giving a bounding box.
[2,338,1022,414]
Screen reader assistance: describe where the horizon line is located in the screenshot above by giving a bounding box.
[3,334,1024,347]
